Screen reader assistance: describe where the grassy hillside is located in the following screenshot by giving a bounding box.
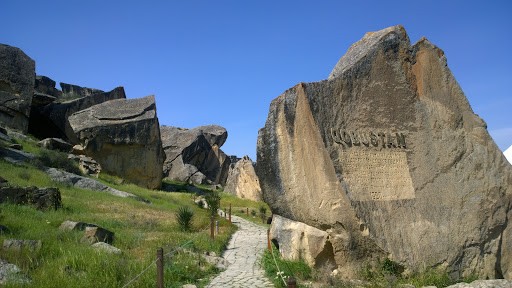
[0,136,269,287]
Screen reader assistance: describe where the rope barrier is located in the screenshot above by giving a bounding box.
[269,243,287,286]
[121,258,158,288]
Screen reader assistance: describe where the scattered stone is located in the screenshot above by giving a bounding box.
[37,138,73,152]
[182,285,197,288]
[8,143,22,150]
[256,25,512,279]
[67,154,101,176]
[81,226,114,245]
[224,155,262,201]
[0,146,34,164]
[161,125,231,185]
[45,167,147,202]
[0,186,62,210]
[91,242,121,254]
[0,259,30,285]
[3,239,42,253]
[203,253,230,270]
[446,279,512,288]
[68,95,165,189]
[0,44,35,133]
[28,86,126,141]
[59,220,98,231]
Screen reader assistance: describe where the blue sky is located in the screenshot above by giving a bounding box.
[2,1,511,160]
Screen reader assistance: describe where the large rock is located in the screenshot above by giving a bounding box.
[60,82,103,100]
[68,95,165,189]
[161,125,231,185]
[28,86,126,141]
[34,75,62,98]
[0,186,62,210]
[0,44,35,133]
[224,156,262,201]
[256,25,512,279]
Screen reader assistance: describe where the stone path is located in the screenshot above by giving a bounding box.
[206,215,274,288]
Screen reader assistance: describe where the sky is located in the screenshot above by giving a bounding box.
[2,1,511,160]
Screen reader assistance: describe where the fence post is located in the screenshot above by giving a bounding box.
[287,276,297,288]
[156,247,164,288]
[210,216,215,239]
[267,228,271,251]
[215,220,219,236]
[229,203,232,223]
[246,207,249,216]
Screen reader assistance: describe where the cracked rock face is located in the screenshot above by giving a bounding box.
[161,125,230,185]
[257,25,512,279]
[68,95,165,189]
[0,44,35,133]
[224,156,262,201]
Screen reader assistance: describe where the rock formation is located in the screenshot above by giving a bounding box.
[34,76,62,98]
[0,44,35,133]
[161,125,231,185]
[257,26,512,279]
[28,86,126,141]
[60,82,103,100]
[68,95,165,189]
[224,156,262,201]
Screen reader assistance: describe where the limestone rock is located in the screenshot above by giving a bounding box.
[81,226,114,245]
[37,138,73,152]
[91,242,121,254]
[28,86,126,141]
[446,279,512,288]
[3,239,42,253]
[270,215,334,268]
[224,156,262,201]
[257,25,512,279]
[59,82,103,100]
[67,154,101,176]
[59,220,98,231]
[0,259,30,285]
[0,186,62,210]
[34,75,61,98]
[68,95,165,189]
[161,125,231,185]
[0,44,35,132]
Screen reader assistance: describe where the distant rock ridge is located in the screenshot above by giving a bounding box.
[224,156,262,201]
[257,25,512,279]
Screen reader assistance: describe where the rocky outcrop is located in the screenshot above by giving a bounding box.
[0,44,35,133]
[60,82,103,100]
[161,125,231,185]
[34,76,62,98]
[257,26,512,279]
[68,95,165,189]
[28,86,126,141]
[0,186,62,210]
[224,156,262,201]
[37,138,73,152]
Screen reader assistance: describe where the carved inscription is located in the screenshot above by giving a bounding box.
[331,129,407,149]
[340,150,415,201]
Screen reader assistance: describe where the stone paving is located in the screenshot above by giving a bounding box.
[206,215,274,288]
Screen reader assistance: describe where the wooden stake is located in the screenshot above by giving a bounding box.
[156,248,164,288]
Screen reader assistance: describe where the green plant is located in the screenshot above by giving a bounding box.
[176,206,194,231]
[251,209,256,217]
[259,206,267,223]
[204,191,221,218]
[261,244,312,288]
[33,149,81,175]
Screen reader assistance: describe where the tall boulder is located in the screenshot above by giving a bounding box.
[34,76,62,98]
[60,82,103,100]
[224,156,262,201]
[161,125,231,185]
[257,25,512,279]
[28,86,126,141]
[68,95,165,189]
[0,44,35,133]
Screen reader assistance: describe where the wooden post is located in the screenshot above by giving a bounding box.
[215,220,219,236]
[224,207,227,219]
[156,247,164,288]
[267,228,271,251]
[210,216,215,239]
[246,207,249,216]
[287,276,297,288]
[228,203,232,223]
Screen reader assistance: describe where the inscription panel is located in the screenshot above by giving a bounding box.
[340,150,415,201]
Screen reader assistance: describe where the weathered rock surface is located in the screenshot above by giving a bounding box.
[3,239,42,253]
[45,167,147,201]
[67,154,101,176]
[28,86,126,141]
[257,25,512,279]
[59,220,98,231]
[34,75,61,98]
[161,125,230,185]
[0,44,35,133]
[91,242,121,254]
[60,82,103,100]
[0,259,30,285]
[224,156,262,201]
[81,226,114,245]
[270,214,334,268]
[0,186,62,210]
[68,95,165,189]
[446,279,512,288]
[37,138,73,152]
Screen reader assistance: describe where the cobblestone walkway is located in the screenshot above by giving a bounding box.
[206,215,274,288]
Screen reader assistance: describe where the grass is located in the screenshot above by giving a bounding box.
[218,192,271,226]
[261,244,312,288]
[0,137,243,287]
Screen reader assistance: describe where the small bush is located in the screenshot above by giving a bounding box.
[259,206,267,223]
[251,209,256,217]
[18,170,31,180]
[176,206,194,231]
[204,191,221,218]
[34,149,81,175]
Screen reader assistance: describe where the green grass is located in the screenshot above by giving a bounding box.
[218,192,271,226]
[0,141,241,288]
[261,244,312,288]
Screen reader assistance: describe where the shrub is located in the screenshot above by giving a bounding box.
[204,191,220,218]
[259,206,267,223]
[176,206,194,231]
[34,149,81,175]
